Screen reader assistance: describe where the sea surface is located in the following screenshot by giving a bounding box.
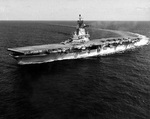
[0,21,150,119]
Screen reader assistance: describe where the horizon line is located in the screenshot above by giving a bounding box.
[0,20,150,22]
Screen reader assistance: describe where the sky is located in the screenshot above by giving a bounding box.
[0,0,150,21]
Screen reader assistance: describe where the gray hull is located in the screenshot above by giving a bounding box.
[16,50,96,65]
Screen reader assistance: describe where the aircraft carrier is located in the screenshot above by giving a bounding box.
[7,15,149,65]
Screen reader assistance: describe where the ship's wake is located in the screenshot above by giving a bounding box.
[93,29,150,56]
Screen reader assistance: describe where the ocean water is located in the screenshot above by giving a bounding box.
[0,21,150,119]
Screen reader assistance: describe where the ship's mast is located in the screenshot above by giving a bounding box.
[76,14,84,35]
[78,14,83,28]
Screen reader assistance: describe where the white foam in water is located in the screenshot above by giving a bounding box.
[134,35,149,46]
[98,33,149,56]
[100,47,116,55]
[128,32,149,46]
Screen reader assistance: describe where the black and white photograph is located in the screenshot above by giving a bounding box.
[0,0,150,119]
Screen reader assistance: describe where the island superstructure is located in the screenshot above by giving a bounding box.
[62,14,90,44]
[8,15,149,65]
